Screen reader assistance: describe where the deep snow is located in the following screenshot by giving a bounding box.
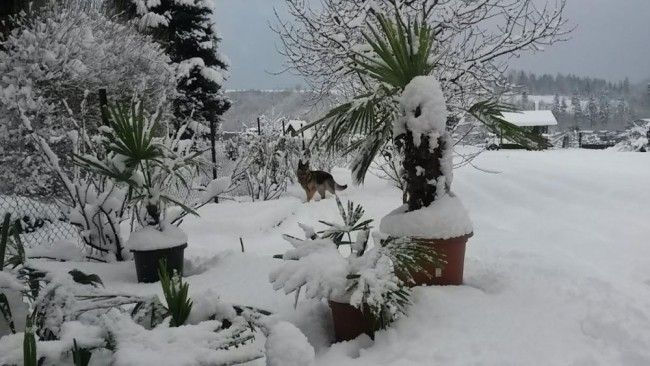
[7,148,650,365]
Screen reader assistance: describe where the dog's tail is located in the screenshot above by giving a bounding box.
[335,182,347,191]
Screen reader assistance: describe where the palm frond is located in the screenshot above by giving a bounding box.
[468,101,551,150]
[352,13,435,89]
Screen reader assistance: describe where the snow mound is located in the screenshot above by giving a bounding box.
[395,75,448,146]
[104,311,262,366]
[200,177,232,203]
[126,225,187,251]
[380,193,473,239]
[0,271,23,291]
[265,321,315,366]
[28,240,84,261]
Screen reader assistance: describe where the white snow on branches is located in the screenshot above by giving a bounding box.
[103,311,263,366]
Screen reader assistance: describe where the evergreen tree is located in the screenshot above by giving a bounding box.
[521,91,530,110]
[623,77,630,95]
[615,99,629,128]
[598,95,610,125]
[110,0,231,131]
[571,95,583,128]
[552,94,561,116]
[586,97,598,127]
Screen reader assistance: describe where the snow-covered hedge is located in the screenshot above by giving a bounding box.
[615,120,650,152]
[229,131,302,201]
[0,1,176,198]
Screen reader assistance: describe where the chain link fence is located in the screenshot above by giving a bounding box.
[0,194,81,247]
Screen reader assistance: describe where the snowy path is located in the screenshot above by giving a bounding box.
[34,149,650,365]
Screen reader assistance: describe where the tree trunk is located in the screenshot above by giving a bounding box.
[400,131,445,212]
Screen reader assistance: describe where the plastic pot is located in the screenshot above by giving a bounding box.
[131,243,187,283]
[328,300,374,342]
[402,233,472,286]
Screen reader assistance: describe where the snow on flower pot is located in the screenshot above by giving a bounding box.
[380,194,473,287]
[328,300,374,342]
[127,225,188,283]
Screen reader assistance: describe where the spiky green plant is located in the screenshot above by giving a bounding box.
[73,102,204,228]
[157,259,192,327]
[0,213,10,269]
[23,314,37,366]
[302,12,548,184]
[1,213,26,269]
[318,196,373,247]
[72,339,92,366]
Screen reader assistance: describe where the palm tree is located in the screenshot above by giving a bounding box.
[302,12,548,211]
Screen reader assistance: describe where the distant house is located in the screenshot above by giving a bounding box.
[284,120,314,140]
[500,110,558,134]
[487,110,558,149]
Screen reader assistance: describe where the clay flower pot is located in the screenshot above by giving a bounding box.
[380,194,474,287]
[406,233,473,286]
[328,300,374,342]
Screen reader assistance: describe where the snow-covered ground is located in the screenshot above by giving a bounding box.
[26,148,650,365]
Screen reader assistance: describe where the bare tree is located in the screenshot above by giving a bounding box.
[273,0,572,111]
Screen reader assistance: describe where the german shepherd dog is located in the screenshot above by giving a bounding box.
[297,160,347,202]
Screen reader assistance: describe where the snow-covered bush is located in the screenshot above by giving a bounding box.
[74,102,232,253]
[615,120,650,152]
[1,257,267,365]
[270,197,436,333]
[0,1,176,198]
[229,129,302,201]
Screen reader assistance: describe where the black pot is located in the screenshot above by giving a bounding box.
[131,243,187,283]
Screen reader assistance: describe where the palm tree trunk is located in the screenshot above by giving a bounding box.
[401,131,445,212]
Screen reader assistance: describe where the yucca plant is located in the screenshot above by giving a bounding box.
[74,102,204,228]
[157,259,192,327]
[302,12,548,185]
[318,196,373,248]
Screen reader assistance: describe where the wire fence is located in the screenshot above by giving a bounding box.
[0,194,81,247]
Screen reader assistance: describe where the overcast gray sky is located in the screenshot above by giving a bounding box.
[213,0,650,90]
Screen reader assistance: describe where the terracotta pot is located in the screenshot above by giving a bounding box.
[131,243,187,283]
[328,301,374,342]
[402,233,472,286]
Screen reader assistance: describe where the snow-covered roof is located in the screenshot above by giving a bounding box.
[500,110,558,127]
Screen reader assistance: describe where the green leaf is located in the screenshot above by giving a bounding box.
[72,339,92,366]
[467,101,551,150]
[0,213,11,269]
[158,259,192,327]
[24,315,37,366]
[0,293,15,334]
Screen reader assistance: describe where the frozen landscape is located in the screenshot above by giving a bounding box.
[2,0,649,365]
[4,148,649,365]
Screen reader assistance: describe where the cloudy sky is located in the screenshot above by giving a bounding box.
[213,0,650,90]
